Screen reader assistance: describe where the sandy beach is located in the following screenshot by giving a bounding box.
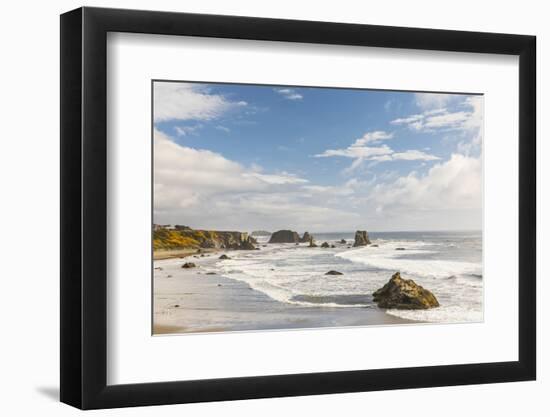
[153,248,413,335]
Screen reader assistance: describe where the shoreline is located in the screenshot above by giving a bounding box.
[153,250,417,335]
[153,247,221,260]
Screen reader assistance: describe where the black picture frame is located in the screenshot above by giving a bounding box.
[60,6,536,410]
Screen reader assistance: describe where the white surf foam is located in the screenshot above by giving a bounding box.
[336,241,481,279]
[211,238,483,323]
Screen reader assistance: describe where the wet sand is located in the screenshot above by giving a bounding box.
[153,252,413,335]
[153,247,220,260]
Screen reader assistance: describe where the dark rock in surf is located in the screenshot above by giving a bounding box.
[325,270,343,275]
[373,272,439,309]
[321,242,330,248]
[395,247,406,251]
[301,231,312,243]
[238,236,257,250]
[181,262,196,269]
[219,254,231,260]
[353,230,371,247]
[269,230,301,243]
[340,239,347,244]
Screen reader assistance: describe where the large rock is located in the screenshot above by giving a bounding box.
[237,236,256,250]
[372,272,439,309]
[269,230,301,243]
[300,231,312,243]
[308,238,318,248]
[353,230,371,247]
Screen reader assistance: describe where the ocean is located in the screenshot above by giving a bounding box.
[209,231,483,324]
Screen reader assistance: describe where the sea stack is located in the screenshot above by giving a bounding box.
[301,231,312,243]
[268,230,301,243]
[353,230,371,247]
[237,236,257,250]
[372,272,439,309]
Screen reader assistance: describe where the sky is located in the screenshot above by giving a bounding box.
[153,81,483,232]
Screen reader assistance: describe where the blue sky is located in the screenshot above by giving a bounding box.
[153,81,482,232]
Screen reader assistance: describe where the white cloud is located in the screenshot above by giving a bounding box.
[274,88,303,100]
[315,144,393,159]
[390,114,424,125]
[154,129,481,232]
[352,131,394,146]
[414,93,454,110]
[174,124,202,136]
[154,130,359,230]
[215,125,231,133]
[154,82,246,122]
[245,172,308,185]
[313,130,439,172]
[371,154,481,212]
[390,150,441,161]
[391,96,483,133]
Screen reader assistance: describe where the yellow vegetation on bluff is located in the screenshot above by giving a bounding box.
[153,228,219,250]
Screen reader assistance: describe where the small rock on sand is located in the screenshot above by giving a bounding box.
[219,254,231,260]
[181,262,196,268]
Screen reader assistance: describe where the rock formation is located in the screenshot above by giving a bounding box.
[301,231,312,243]
[308,237,318,247]
[340,239,347,244]
[372,272,439,309]
[353,230,371,247]
[321,242,330,248]
[268,230,301,243]
[238,236,257,250]
[153,226,255,251]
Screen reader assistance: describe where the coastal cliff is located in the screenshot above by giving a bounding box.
[153,226,256,251]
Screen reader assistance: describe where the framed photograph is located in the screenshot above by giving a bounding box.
[60,7,536,409]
